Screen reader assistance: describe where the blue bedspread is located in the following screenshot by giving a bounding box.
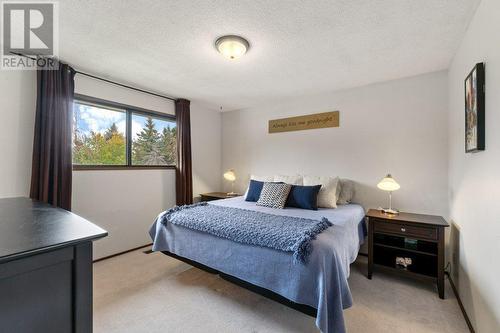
[160,202,332,264]
[150,197,366,333]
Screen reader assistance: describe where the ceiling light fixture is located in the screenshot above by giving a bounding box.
[215,35,249,60]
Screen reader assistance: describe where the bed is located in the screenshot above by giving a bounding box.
[149,196,366,333]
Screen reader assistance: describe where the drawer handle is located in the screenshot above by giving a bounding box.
[401,227,406,232]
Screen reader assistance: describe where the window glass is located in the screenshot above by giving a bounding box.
[131,113,177,166]
[72,102,126,165]
[72,98,176,168]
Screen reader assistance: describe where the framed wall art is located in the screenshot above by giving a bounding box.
[464,62,485,152]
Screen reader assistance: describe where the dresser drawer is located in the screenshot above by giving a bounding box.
[373,220,437,240]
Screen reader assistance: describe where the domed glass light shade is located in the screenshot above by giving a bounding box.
[215,35,250,60]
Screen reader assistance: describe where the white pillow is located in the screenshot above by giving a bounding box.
[303,176,339,208]
[338,179,355,204]
[244,174,274,196]
[250,174,274,182]
[273,175,303,185]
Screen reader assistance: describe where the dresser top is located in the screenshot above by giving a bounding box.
[366,209,449,227]
[0,197,107,263]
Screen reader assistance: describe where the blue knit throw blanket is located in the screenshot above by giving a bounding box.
[160,202,332,264]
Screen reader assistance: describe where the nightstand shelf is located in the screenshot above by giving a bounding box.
[371,263,437,282]
[373,242,437,257]
[373,245,438,278]
[366,209,449,298]
[373,233,438,256]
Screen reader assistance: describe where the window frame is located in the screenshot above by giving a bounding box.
[72,94,177,171]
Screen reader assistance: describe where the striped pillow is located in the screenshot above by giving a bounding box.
[256,182,292,209]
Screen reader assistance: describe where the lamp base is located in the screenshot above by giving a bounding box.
[380,208,399,215]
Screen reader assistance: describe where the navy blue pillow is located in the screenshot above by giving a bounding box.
[245,179,265,202]
[286,185,322,210]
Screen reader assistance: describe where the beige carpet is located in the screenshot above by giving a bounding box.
[94,248,468,333]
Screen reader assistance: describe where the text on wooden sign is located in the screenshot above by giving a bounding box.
[268,111,339,133]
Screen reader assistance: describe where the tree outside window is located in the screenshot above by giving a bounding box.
[72,99,176,167]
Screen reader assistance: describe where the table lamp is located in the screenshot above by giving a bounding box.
[223,169,237,196]
[377,174,400,215]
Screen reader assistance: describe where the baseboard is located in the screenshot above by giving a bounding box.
[93,243,152,263]
[446,272,475,333]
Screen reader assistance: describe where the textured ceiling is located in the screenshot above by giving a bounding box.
[59,0,480,111]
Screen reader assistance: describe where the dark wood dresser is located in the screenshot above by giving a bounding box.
[0,197,107,333]
[366,209,449,298]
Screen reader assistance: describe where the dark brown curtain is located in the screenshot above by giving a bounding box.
[30,61,75,210]
[175,98,193,205]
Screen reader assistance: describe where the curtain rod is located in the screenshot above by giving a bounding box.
[10,52,177,102]
[74,71,177,101]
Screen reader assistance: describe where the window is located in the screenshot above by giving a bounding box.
[72,95,176,169]
[131,113,177,166]
[73,102,127,165]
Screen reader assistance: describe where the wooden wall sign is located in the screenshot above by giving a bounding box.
[268,111,339,133]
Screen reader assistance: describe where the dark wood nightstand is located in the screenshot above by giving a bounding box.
[366,209,449,299]
[200,192,238,202]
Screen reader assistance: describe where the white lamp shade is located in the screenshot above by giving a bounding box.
[223,169,236,182]
[377,174,400,192]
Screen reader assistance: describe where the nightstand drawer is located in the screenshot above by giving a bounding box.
[374,220,437,240]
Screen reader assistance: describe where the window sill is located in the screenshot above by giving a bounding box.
[73,165,176,171]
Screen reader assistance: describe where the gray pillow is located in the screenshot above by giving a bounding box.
[337,179,355,205]
[256,182,292,209]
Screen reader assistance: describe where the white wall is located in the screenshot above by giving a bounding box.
[0,71,36,198]
[222,71,449,217]
[72,75,222,259]
[448,0,500,331]
[191,101,222,195]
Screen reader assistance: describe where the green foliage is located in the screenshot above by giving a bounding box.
[73,118,177,166]
[104,122,119,140]
[160,126,177,165]
[73,122,126,165]
[132,116,164,165]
